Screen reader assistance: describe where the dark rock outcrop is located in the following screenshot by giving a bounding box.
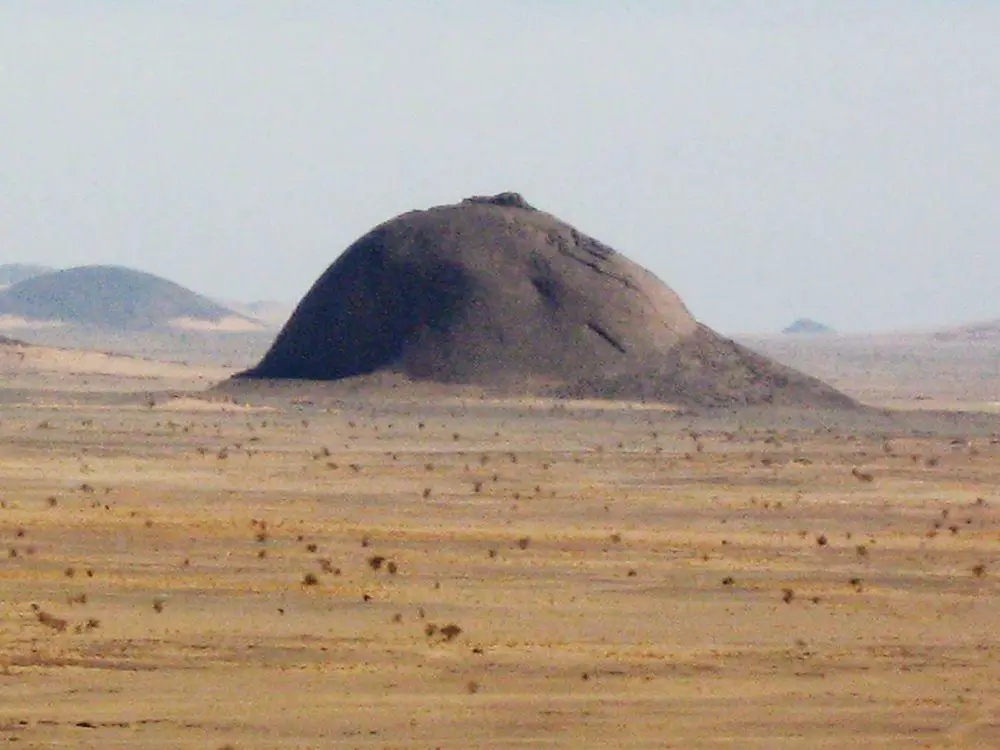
[239,194,854,408]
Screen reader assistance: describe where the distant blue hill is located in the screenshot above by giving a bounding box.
[0,264,249,330]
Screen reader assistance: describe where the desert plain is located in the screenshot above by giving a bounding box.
[2,331,1000,748]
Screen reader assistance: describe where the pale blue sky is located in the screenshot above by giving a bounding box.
[2,2,998,333]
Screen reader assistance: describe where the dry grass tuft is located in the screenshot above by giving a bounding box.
[36,609,68,632]
[851,467,875,483]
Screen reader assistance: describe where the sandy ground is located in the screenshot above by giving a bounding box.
[167,316,268,333]
[0,338,235,394]
[741,333,1000,410]
[1,334,1000,748]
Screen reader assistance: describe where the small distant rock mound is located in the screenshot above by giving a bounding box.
[238,193,855,409]
[0,265,256,331]
[783,318,835,335]
[0,263,55,288]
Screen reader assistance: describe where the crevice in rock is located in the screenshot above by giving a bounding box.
[586,321,627,354]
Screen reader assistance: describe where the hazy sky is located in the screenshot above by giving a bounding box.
[2,2,998,333]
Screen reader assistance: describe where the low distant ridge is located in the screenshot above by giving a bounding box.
[933,319,1000,342]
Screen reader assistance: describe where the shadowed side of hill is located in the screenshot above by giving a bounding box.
[238,193,856,409]
[0,265,248,330]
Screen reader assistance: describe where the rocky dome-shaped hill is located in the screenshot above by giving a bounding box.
[238,193,854,408]
[0,265,256,331]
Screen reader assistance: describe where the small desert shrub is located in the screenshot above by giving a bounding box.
[851,467,874,483]
[440,624,463,641]
[302,572,320,586]
[36,610,68,632]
